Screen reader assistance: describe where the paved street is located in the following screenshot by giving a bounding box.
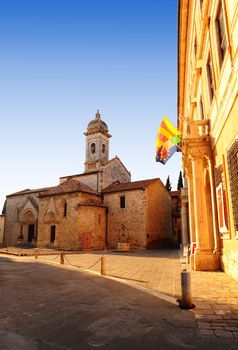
[1,250,238,349]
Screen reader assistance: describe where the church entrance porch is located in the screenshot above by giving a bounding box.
[18,210,37,248]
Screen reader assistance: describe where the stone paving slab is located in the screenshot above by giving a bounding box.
[1,247,238,339]
[3,253,237,349]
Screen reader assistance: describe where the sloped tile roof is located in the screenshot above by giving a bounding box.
[40,179,99,197]
[171,190,181,197]
[102,178,161,193]
[7,187,53,197]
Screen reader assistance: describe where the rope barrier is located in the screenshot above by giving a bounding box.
[34,253,61,261]
[64,254,103,270]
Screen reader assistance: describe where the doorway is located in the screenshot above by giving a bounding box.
[50,225,56,243]
[83,233,91,250]
[28,224,35,242]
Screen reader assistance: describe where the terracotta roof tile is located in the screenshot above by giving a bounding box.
[171,190,181,197]
[7,187,53,197]
[40,179,98,197]
[102,178,161,193]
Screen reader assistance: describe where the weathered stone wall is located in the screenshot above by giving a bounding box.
[3,193,40,246]
[0,215,5,246]
[221,240,238,282]
[37,192,106,250]
[103,189,146,249]
[100,157,131,192]
[145,180,173,248]
[60,173,99,191]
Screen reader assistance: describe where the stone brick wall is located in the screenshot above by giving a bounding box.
[4,193,40,246]
[103,189,146,249]
[146,180,173,248]
[100,157,131,192]
[103,179,173,249]
[37,192,106,250]
[59,158,130,193]
[60,173,99,191]
[0,215,5,246]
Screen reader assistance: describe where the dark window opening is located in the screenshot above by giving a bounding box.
[64,202,67,217]
[91,143,96,154]
[50,225,56,243]
[194,35,197,58]
[102,144,106,153]
[216,1,227,63]
[28,224,35,243]
[200,99,205,120]
[120,196,126,208]
[206,55,215,101]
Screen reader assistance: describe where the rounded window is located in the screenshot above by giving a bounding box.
[102,144,106,153]
[91,143,96,154]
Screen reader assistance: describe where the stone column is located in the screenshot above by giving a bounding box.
[191,154,220,270]
[186,163,196,244]
[207,157,221,255]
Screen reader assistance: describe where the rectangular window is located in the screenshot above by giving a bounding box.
[227,140,238,231]
[50,225,56,243]
[64,202,67,217]
[215,1,227,64]
[206,55,215,102]
[120,196,126,208]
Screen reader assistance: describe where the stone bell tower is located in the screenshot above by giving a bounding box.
[84,110,111,172]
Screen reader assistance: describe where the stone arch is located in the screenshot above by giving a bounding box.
[19,209,37,244]
[91,143,96,154]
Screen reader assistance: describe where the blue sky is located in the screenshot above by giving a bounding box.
[0,0,181,210]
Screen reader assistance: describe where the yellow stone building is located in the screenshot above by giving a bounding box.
[178,0,238,279]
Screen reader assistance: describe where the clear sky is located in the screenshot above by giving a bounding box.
[0,0,181,211]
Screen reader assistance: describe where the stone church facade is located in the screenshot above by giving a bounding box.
[3,111,174,250]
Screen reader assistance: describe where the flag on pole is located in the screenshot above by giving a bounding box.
[156,116,180,164]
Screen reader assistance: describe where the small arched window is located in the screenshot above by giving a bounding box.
[91,143,96,154]
[102,144,106,153]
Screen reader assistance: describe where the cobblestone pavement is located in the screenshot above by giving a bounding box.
[1,247,238,340]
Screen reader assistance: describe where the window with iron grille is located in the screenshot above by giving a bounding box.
[215,1,227,64]
[215,165,223,187]
[227,140,238,231]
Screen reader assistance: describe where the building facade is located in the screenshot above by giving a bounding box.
[3,111,174,250]
[103,179,173,249]
[178,0,238,279]
[0,214,5,247]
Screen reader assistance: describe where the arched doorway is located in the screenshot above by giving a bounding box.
[20,210,37,246]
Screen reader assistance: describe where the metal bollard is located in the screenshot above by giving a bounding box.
[60,252,65,264]
[180,269,193,309]
[35,248,39,259]
[101,256,107,275]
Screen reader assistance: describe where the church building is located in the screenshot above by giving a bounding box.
[3,111,174,250]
